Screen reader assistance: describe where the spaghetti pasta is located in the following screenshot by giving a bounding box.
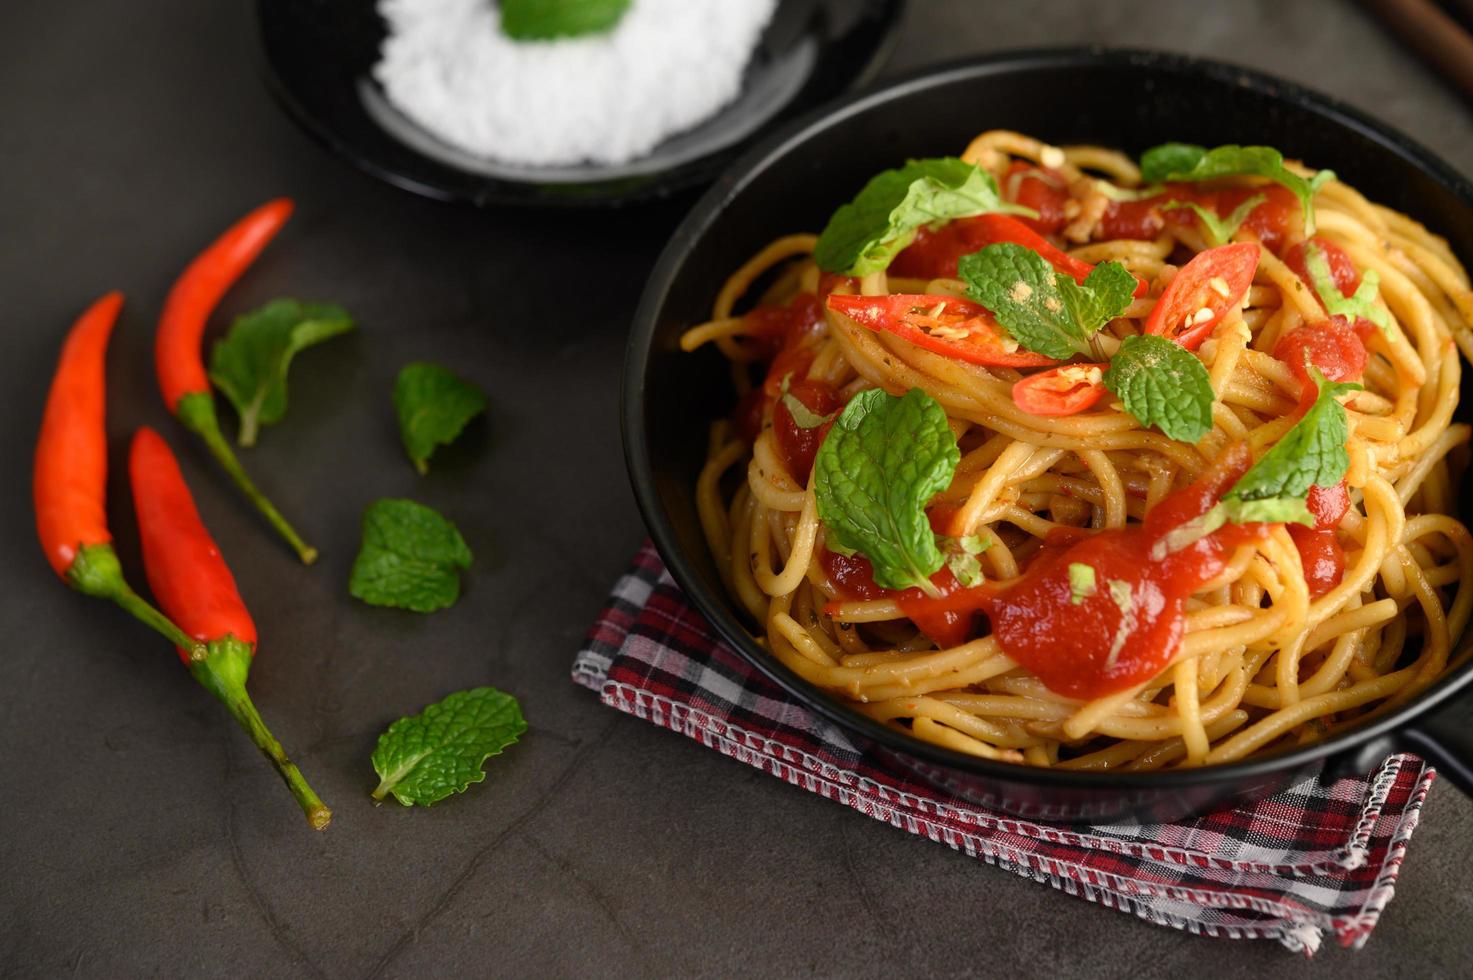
[682,131,1473,770]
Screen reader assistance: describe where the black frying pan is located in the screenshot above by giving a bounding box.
[623,48,1473,823]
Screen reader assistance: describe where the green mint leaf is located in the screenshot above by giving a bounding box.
[1139,143,1333,235]
[1102,334,1215,444]
[1228,367,1361,501]
[349,499,473,613]
[1302,242,1393,335]
[500,0,631,40]
[814,158,1033,275]
[1068,562,1096,604]
[959,244,1133,359]
[1058,261,1137,336]
[941,533,991,587]
[814,388,959,596]
[958,244,1082,359]
[1160,193,1265,246]
[371,687,526,806]
[779,374,836,430]
[394,363,488,475]
[207,299,355,447]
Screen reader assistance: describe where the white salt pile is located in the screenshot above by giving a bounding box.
[374,0,778,168]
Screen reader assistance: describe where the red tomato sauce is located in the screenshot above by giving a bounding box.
[819,447,1290,697]
[820,549,979,649]
[1002,162,1070,235]
[729,292,829,441]
[978,444,1266,698]
[1288,482,1350,599]
[1284,237,1380,340]
[1272,319,1367,414]
[774,379,841,483]
[890,217,997,279]
[1102,183,1299,252]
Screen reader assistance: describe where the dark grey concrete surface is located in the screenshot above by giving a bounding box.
[1,0,1470,977]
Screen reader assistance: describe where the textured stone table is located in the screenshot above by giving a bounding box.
[2,1,1470,976]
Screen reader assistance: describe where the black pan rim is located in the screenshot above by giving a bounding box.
[623,45,1473,791]
[252,0,909,210]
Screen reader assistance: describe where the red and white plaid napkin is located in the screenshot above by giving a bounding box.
[573,543,1438,955]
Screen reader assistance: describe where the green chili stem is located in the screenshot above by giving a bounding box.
[191,637,331,830]
[176,392,318,565]
[67,543,208,660]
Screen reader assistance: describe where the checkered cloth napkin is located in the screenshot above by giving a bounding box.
[572,543,1438,955]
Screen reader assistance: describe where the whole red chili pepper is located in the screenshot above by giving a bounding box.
[156,198,317,564]
[34,292,206,660]
[130,426,331,830]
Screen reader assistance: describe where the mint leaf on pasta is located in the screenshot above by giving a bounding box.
[394,362,488,475]
[814,388,959,596]
[1140,143,1334,235]
[208,299,355,447]
[814,158,1033,275]
[1102,334,1215,444]
[1302,241,1393,336]
[958,244,1133,360]
[1160,194,1265,246]
[372,687,526,806]
[1227,367,1361,502]
[349,499,473,612]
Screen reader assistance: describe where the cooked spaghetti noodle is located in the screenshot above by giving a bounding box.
[681,131,1473,770]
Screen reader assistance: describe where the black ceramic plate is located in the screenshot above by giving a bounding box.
[624,48,1473,822]
[255,0,904,208]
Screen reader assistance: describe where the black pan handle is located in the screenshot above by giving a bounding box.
[1395,685,1473,796]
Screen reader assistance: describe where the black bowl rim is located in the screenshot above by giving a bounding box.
[251,0,908,210]
[623,45,1473,791]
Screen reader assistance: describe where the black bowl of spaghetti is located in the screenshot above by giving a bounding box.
[624,48,1473,822]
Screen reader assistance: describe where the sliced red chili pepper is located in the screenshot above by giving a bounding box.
[1011,363,1109,416]
[155,199,317,564]
[1144,242,1259,350]
[33,293,206,659]
[826,293,1055,368]
[130,426,331,830]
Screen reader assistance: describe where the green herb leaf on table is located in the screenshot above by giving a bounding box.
[371,687,526,807]
[1160,193,1266,247]
[814,388,959,597]
[1302,242,1393,336]
[500,0,631,40]
[394,362,488,475]
[814,158,1034,275]
[1139,143,1335,235]
[1228,366,1361,502]
[207,299,355,447]
[349,499,473,613]
[1102,334,1216,444]
[957,244,1134,360]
